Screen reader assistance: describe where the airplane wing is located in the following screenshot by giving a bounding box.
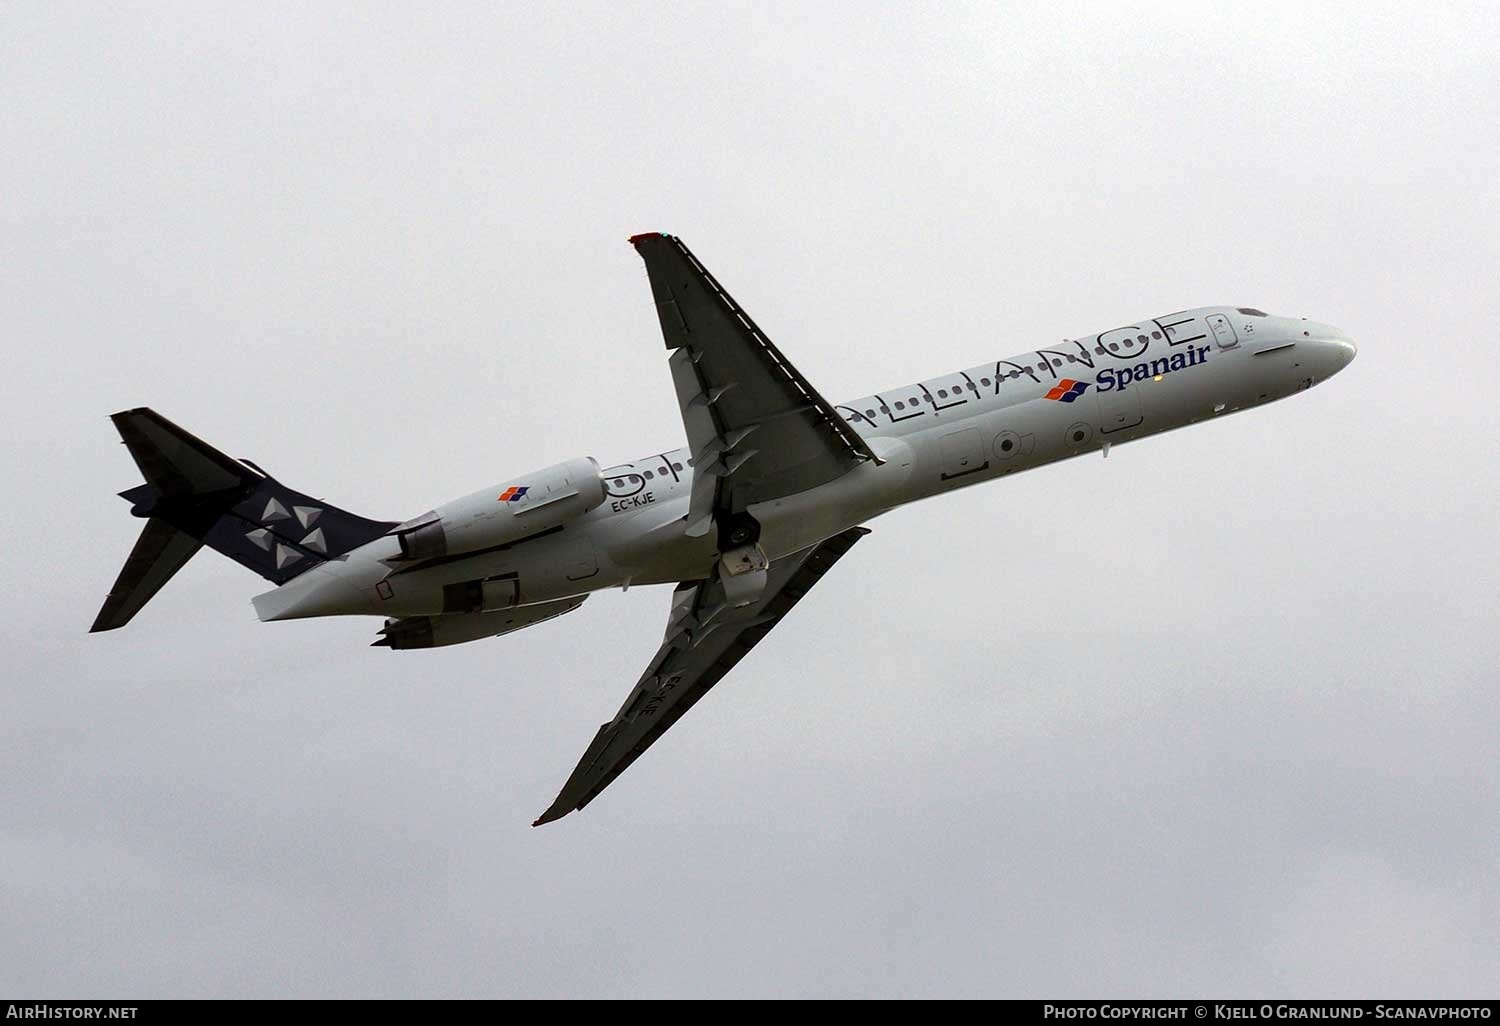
[534,526,870,825]
[630,233,880,538]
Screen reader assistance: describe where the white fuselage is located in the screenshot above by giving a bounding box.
[253,306,1356,623]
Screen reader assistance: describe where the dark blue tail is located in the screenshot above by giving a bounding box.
[91,408,396,632]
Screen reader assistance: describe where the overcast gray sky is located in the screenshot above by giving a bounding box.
[4,0,1498,998]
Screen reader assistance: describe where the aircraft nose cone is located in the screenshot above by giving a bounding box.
[1299,321,1355,374]
[1324,327,1357,370]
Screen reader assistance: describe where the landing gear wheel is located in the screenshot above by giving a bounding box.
[718,512,761,552]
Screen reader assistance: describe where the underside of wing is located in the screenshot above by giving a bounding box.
[630,233,879,537]
[534,526,870,825]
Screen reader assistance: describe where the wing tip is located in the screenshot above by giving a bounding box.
[628,231,668,247]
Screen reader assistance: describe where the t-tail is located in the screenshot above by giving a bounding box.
[90,408,396,632]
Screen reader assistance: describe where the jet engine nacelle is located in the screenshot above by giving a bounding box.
[391,457,604,561]
[374,596,586,649]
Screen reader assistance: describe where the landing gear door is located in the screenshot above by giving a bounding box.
[1206,313,1239,350]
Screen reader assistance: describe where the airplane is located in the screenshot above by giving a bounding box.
[90,233,1357,825]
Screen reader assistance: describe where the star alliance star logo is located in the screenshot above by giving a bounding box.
[1044,378,1089,402]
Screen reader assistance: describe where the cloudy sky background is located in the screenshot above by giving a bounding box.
[4,1,1497,997]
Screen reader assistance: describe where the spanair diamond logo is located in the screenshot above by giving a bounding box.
[498,486,529,502]
[1045,378,1089,402]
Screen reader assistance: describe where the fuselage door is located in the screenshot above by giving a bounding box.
[939,427,989,482]
[1096,375,1144,436]
[1206,313,1239,350]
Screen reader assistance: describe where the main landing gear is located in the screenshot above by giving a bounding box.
[717,512,768,607]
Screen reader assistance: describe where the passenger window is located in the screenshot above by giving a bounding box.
[980,378,991,387]
[895,401,905,410]
[937,389,948,398]
[644,470,653,480]
[671,462,683,471]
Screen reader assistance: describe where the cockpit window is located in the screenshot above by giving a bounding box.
[1237,307,1268,316]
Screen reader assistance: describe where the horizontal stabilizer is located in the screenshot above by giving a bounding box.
[112,407,248,498]
[92,407,397,632]
[89,518,203,632]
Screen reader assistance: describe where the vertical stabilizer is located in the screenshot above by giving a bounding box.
[92,408,396,632]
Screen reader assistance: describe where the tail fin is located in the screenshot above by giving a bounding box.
[91,408,397,632]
